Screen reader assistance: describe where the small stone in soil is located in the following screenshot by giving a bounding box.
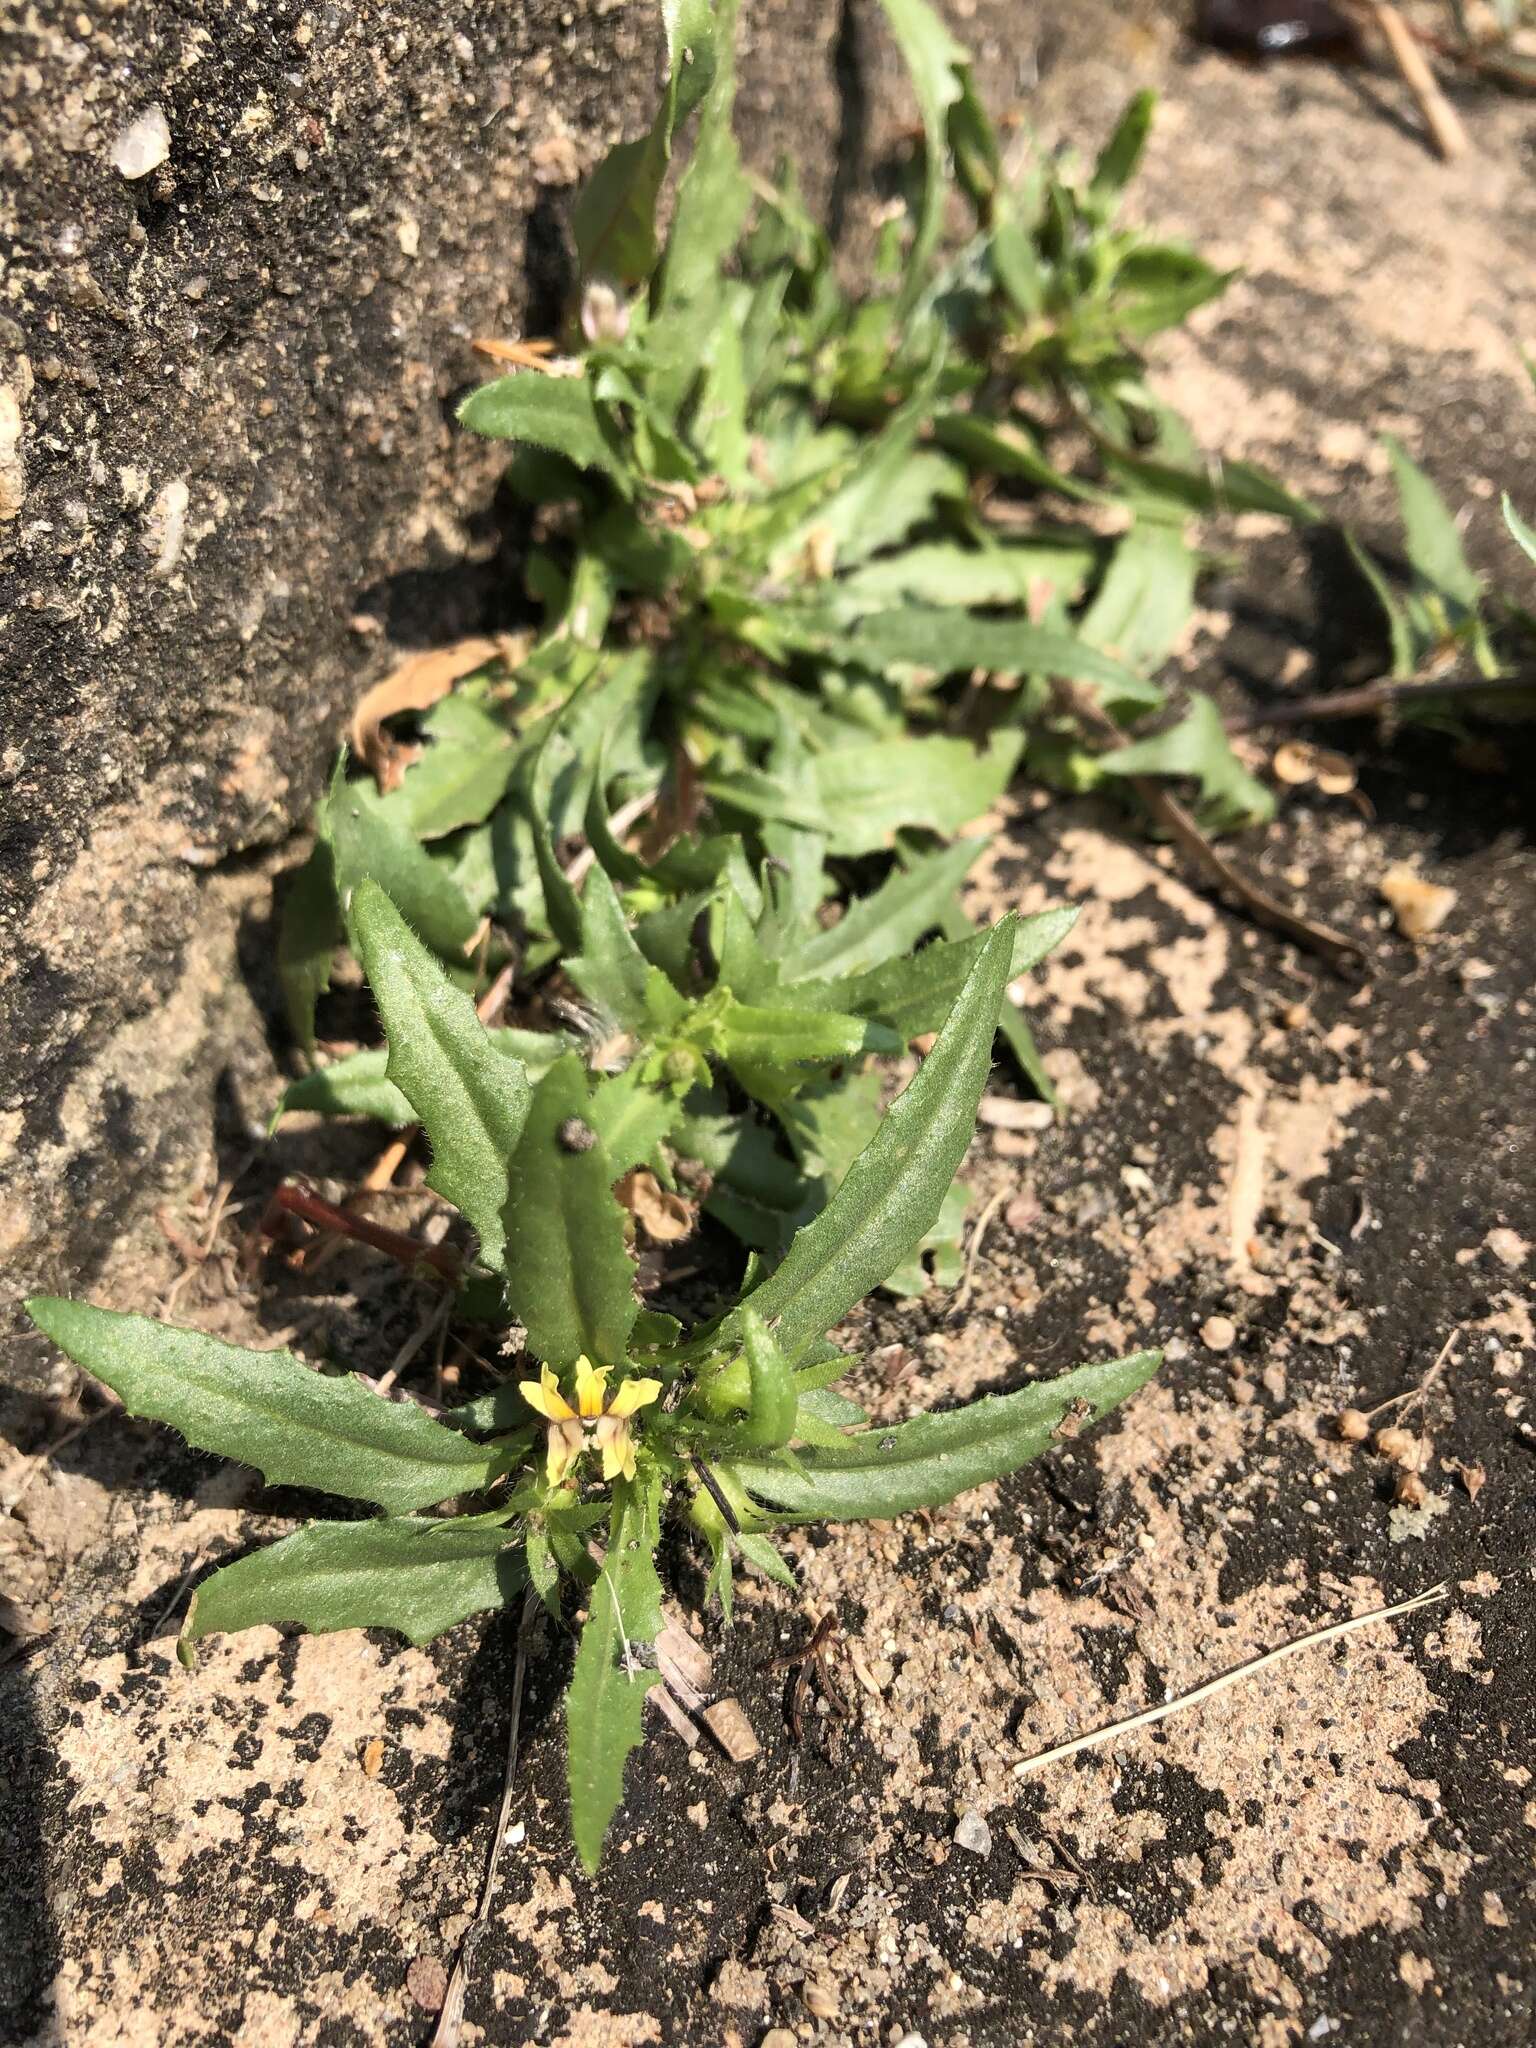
[953,1809,992,1857]
[1201,1314,1237,1352]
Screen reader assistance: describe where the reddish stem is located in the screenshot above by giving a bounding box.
[259,1183,460,1283]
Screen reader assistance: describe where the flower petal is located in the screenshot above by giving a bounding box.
[598,1418,633,1483]
[574,1356,610,1419]
[545,1421,582,1488]
[520,1363,577,1423]
[607,1375,663,1419]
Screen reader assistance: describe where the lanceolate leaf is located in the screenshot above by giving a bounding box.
[587,1065,680,1177]
[782,837,983,979]
[571,0,718,287]
[658,0,751,309]
[501,1055,639,1370]
[851,608,1153,703]
[458,373,622,479]
[708,733,1024,855]
[1344,530,1416,679]
[1081,516,1198,676]
[1097,692,1274,834]
[732,1349,1160,1521]
[1384,435,1482,608]
[1090,89,1155,201]
[350,881,531,1276]
[324,772,480,959]
[566,1477,663,1874]
[182,1515,525,1653]
[274,1030,568,1129]
[278,834,342,1061]
[1503,492,1536,566]
[25,1300,511,1515]
[790,906,1078,1045]
[721,917,1016,1361]
[876,0,970,321]
[567,865,654,1035]
[715,997,899,1065]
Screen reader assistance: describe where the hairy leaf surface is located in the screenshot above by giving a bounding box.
[26,1300,509,1514]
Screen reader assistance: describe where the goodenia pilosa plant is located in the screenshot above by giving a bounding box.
[27,0,1177,1876]
[28,902,1157,1871]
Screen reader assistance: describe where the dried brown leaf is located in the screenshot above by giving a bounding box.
[614,1168,697,1244]
[350,636,514,789]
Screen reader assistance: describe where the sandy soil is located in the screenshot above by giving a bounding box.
[3,8,1534,2046]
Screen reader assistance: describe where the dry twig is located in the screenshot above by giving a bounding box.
[1011,1582,1449,1781]
[1343,1,1469,160]
[952,1188,1007,1316]
[428,1588,541,2048]
[1227,670,1532,734]
[1054,680,1366,978]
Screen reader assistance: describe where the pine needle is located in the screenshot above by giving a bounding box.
[1011,1582,1449,1781]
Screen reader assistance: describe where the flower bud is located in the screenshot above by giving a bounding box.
[1336,1408,1370,1443]
[1374,1424,1418,1465]
[579,277,630,346]
[1393,1469,1428,1508]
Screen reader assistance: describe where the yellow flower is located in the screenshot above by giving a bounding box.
[519,1358,662,1487]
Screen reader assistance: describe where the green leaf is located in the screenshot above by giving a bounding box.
[182,1515,524,1651]
[571,0,718,288]
[25,1300,510,1514]
[527,1524,562,1617]
[1344,529,1416,678]
[716,996,899,1066]
[324,772,480,959]
[1113,244,1231,339]
[876,0,970,321]
[350,881,530,1276]
[277,834,342,1061]
[732,1350,1160,1521]
[567,1478,663,1874]
[1503,493,1536,567]
[397,697,517,839]
[587,1065,680,1178]
[926,888,1061,1106]
[708,733,1024,856]
[1099,441,1317,526]
[1384,435,1482,607]
[567,865,654,1035]
[501,1055,638,1370]
[658,0,751,309]
[852,608,1156,705]
[1090,89,1154,201]
[697,1308,798,1449]
[783,837,982,980]
[1097,692,1274,834]
[274,1030,568,1130]
[932,412,1112,505]
[1081,516,1198,676]
[839,539,1096,612]
[457,373,621,479]
[793,906,1078,1045]
[721,917,1016,1360]
[734,1529,797,1589]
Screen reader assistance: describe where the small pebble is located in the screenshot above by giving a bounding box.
[953,1809,992,1858]
[1201,1315,1237,1352]
[112,103,171,179]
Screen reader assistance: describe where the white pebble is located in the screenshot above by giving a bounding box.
[112,104,171,180]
